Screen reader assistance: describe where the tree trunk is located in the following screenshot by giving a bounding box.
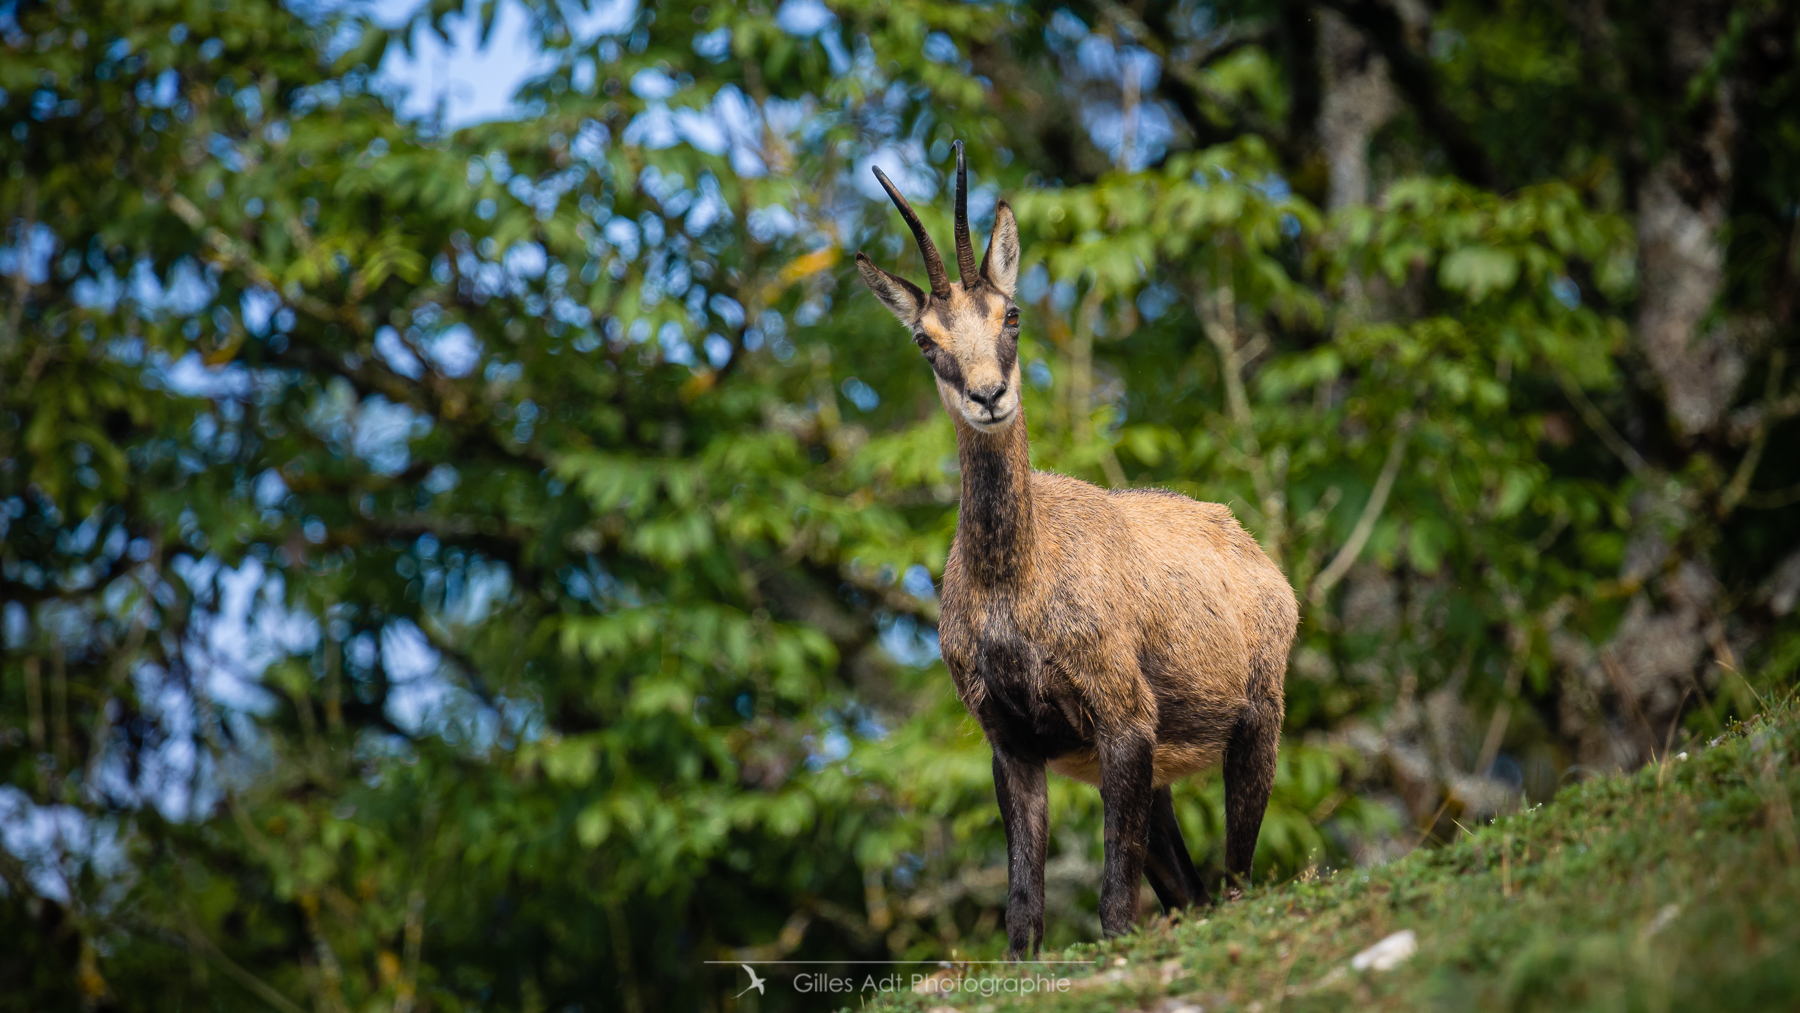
[1318,10,1396,210]
[1633,3,1742,438]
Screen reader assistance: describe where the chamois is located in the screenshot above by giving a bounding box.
[855,142,1299,957]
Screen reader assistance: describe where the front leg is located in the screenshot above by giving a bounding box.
[1096,731,1155,936]
[993,747,1047,958]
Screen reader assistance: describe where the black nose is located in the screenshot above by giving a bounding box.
[969,383,1008,411]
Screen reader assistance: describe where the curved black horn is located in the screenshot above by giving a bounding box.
[952,140,978,285]
[872,165,950,298]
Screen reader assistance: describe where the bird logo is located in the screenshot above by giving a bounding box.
[735,964,766,998]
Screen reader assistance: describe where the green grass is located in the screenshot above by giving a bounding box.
[861,701,1800,1012]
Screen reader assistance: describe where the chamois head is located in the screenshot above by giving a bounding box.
[856,141,1023,433]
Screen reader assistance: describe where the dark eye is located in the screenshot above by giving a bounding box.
[1004,307,1020,327]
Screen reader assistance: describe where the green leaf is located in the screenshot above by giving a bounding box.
[1439,246,1520,300]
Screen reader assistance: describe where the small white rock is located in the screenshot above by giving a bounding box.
[1350,929,1418,972]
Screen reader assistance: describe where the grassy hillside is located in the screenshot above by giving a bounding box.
[862,700,1800,1012]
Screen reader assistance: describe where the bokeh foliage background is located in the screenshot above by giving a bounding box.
[2,0,1797,1009]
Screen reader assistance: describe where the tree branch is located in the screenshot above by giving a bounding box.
[1321,0,1500,188]
[1,178,35,368]
[1309,421,1409,605]
[1721,349,1794,517]
[1555,365,1648,477]
[1090,1,1287,157]
[166,923,311,1013]
[1198,283,1285,566]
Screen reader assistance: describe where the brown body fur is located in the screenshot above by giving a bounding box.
[940,444,1295,792]
[857,143,1298,956]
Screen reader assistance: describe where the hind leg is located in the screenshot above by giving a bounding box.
[1143,786,1209,912]
[1222,697,1280,899]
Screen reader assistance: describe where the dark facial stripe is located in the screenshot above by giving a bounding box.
[928,345,966,392]
[997,329,1019,379]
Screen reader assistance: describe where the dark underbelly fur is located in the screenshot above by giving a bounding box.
[969,630,1092,762]
[966,629,1244,765]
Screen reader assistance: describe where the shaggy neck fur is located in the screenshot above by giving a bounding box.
[953,407,1034,586]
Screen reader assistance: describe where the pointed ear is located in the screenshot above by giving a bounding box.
[856,252,925,323]
[979,200,1021,297]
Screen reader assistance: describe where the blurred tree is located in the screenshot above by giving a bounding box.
[1,0,1796,1010]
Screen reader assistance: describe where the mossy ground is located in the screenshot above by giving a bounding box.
[860,700,1800,1012]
